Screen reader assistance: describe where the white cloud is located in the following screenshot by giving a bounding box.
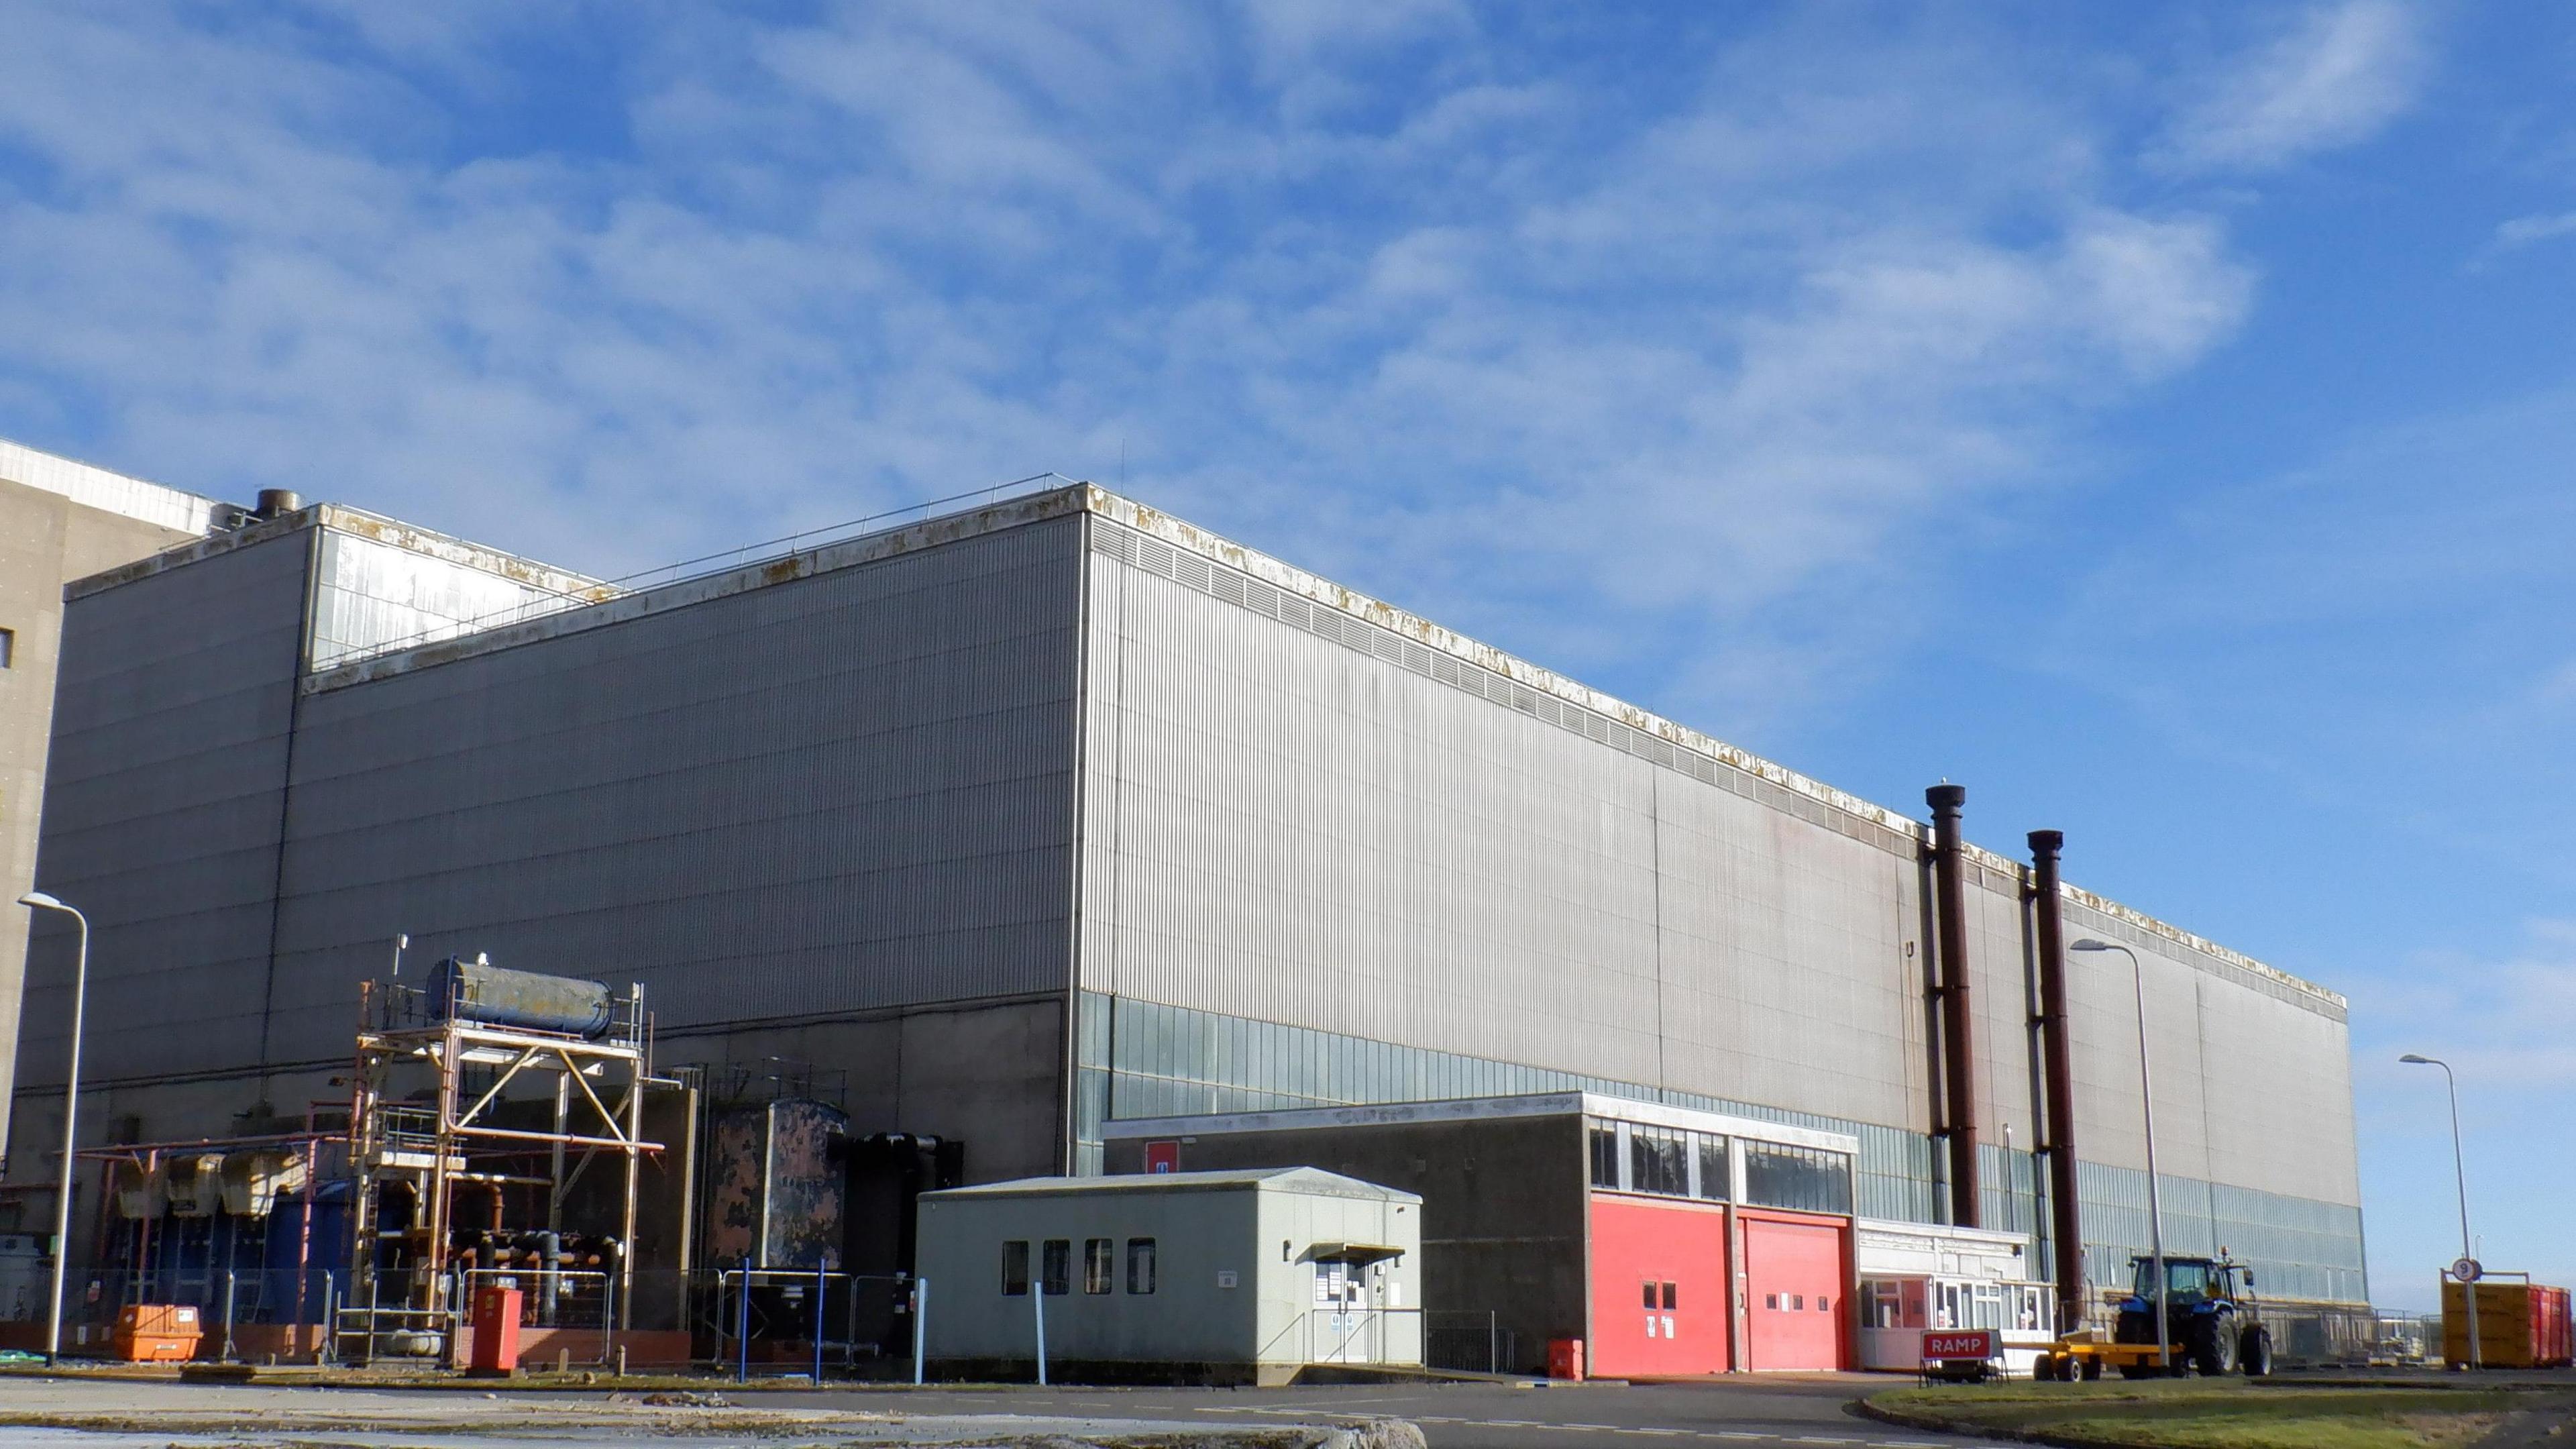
[2159,1,2425,172]
[2491,211,2576,254]
[2357,923,2576,1085]
[2466,206,2576,273]
[0,3,2266,734]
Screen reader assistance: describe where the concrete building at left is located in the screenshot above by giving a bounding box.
[0,439,252,1160]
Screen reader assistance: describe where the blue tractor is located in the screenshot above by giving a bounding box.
[2113,1253,2273,1377]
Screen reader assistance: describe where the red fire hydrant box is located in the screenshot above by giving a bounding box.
[469,1285,523,1376]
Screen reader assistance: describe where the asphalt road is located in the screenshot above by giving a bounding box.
[798,1378,2002,1449]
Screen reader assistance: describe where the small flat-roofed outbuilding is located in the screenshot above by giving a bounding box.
[1105,1092,1862,1377]
[914,1167,1421,1385]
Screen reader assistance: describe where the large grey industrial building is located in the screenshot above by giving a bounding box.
[0,441,241,1153]
[5,476,2367,1354]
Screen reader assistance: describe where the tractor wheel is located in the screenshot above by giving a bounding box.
[2240,1327,2273,1378]
[2192,1322,2239,1377]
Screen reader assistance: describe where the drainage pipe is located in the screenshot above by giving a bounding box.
[2029,829,2084,1329]
[1927,785,1980,1226]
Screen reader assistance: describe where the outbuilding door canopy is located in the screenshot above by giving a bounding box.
[1306,1242,1404,1265]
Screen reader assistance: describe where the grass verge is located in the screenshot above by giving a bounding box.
[1862,1379,2539,1449]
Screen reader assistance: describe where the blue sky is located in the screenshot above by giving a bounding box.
[3,3,2571,1311]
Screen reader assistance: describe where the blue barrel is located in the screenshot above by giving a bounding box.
[425,955,612,1038]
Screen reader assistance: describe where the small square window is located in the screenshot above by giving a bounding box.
[1817,1295,1831,1313]
[1002,1240,1030,1295]
[1765,1293,1780,1310]
[1083,1238,1113,1295]
[1792,1294,1805,1311]
[1662,1281,1678,1311]
[0,627,13,669]
[1127,1238,1157,1295]
[1641,1281,1656,1309]
[1041,1238,1071,1295]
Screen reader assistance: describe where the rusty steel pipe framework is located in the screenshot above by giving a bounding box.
[1927,785,1979,1226]
[2028,829,2084,1327]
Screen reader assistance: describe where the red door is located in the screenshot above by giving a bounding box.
[1587,1195,1729,1377]
[1741,1216,1843,1371]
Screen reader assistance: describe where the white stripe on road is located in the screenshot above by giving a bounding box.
[1192,1407,1991,1449]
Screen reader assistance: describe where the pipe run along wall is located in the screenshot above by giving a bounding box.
[1925,785,1978,1228]
[2027,829,2084,1325]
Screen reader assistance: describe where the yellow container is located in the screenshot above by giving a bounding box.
[2442,1281,2559,1369]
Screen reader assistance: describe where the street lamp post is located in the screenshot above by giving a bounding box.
[17,891,90,1366]
[2072,938,2167,1373]
[2402,1053,2479,1370]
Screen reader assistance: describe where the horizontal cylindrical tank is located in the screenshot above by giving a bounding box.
[426,954,612,1038]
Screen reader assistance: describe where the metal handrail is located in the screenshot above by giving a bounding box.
[331,1303,458,1364]
[1304,1305,1423,1367]
[462,1267,616,1366]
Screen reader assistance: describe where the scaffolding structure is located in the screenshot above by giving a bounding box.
[341,975,667,1362]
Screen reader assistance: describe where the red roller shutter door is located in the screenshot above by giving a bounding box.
[1587,1195,1729,1377]
[1742,1216,1843,1371]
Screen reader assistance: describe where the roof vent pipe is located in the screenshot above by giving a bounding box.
[2028,829,2084,1330]
[1927,784,1979,1227]
[254,488,301,520]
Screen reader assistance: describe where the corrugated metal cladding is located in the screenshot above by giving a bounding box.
[308,529,589,672]
[2054,892,2359,1208]
[1079,523,1931,1136]
[19,530,313,1085]
[1075,515,2360,1213]
[248,515,1086,1067]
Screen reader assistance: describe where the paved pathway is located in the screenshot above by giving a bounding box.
[0,1372,2008,1448]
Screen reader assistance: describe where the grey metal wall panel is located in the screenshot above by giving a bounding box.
[1081,548,1670,1089]
[1081,543,1943,1130]
[1960,879,2038,1153]
[308,529,590,671]
[2059,895,2360,1208]
[1652,765,1927,1132]
[18,530,312,1086]
[1076,517,2361,1215]
[248,515,1086,1068]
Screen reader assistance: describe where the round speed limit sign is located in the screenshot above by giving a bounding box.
[2453,1257,2483,1284]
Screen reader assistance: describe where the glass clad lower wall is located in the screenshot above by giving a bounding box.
[1073,992,2366,1305]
